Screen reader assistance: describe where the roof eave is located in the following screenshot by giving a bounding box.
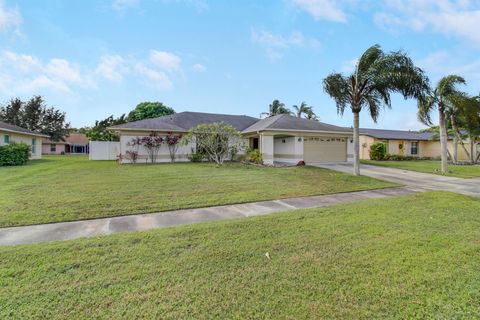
[0,127,50,138]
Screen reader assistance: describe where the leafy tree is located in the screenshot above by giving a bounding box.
[293,102,318,121]
[85,115,127,141]
[0,96,70,141]
[165,132,182,163]
[261,100,292,118]
[139,132,164,163]
[418,75,466,171]
[451,95,480,163]
[184,122,245,166]
[323,44,429,175]
[127,102,175,122]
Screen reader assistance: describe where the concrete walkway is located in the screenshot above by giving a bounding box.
[0,187,420,246]
[316,163,480,198]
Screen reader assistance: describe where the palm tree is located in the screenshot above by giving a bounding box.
[293,102,319,121]
[418,75,466,172]
[323,44,429,175]
[260,100,292,118]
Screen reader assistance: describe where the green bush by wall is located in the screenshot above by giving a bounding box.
[0,143,31,166]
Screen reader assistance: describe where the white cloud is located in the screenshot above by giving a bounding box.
[290,0,347,23]
[95,54,129,82]
[341,58,358,73]
[0,51,92,95]
[112,0,139,11]
[192,63,206,72]
[135,64,173,90]
[0,0,22,35]
[251,29,320,61]
[375,0,480,44]
[149,50,181,72]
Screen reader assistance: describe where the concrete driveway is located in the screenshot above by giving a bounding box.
[315,163,480,197]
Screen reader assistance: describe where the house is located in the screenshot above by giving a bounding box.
[42,133,90,155]
[108,111,354,164]
[0,121,49,159]
[359,128,476,161]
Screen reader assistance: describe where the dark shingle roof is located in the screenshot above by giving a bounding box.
[242,114,352,134]
[109,111,259,132]
[360,128,436,140]
[0,121,49,137]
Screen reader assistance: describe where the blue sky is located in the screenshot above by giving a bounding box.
[1,0,480,129]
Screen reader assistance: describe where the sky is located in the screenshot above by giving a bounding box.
[1,0,480,129]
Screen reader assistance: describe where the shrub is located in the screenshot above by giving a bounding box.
[247,149,262,164]
[369,142,387,160]
[0,142,31,166]
[297,160,306,166]
[188,148,206,162]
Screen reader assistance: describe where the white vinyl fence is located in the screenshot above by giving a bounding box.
[89,141,120,160]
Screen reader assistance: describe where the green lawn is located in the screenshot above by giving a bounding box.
[0,156,395,227]
[1,191,479,319]
[362,159,480,178]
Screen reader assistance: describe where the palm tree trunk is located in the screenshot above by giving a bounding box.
[470,135,475,163]
[438,107,448,173]
[451,114,471,162]
[353,111,360,176]
[451,115,458,164]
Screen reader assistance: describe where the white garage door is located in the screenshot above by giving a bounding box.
[304,137,347,163]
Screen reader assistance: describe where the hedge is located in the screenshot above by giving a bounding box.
[0,142,31,166]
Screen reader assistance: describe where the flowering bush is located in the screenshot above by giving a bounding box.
[139,132,164,163]
[297,160,305,166]
[165,132,182,162]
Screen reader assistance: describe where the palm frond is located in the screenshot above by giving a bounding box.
[323,73,351,116]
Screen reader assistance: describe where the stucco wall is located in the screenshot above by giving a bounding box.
[273,136,303,164]
[0,130,42,159]
[120,133,193,163]
[359,135,375,160]
[42,143,66,155]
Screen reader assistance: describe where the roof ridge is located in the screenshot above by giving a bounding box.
[265,114,288,129]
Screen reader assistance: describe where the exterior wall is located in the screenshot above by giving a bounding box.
[0,130,42,159]
[422,140,471,161]
[260,134,274,165]
[273,136,303,164]
[347,137,354,162]
[89,141,120,160]
[360,135,473,161]
[42,143,65,155]
[120,133,193,163]
[359,135,376,160]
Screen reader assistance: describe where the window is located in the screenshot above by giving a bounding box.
[411,141,418,155]
[31,138,36,154]
[3,135,10,144]
[50,144,56,152]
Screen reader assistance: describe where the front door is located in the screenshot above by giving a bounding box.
[398,141,404,156]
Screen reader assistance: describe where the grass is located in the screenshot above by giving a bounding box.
[1,191,480,319]
[0,156,395,227]
[362,159,480,178]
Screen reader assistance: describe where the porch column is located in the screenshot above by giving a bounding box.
[260,134,274,165]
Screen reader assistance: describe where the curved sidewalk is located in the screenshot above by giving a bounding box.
[0,186,419,246]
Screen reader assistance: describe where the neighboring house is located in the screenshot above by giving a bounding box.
[42,133,90,155]
[108,111,354,165]
[0,121,49,160]
[359,128,475,161]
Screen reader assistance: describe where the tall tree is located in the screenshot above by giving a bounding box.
[452,95,480,163]
[127,102,175,122]
[0,98,23,126]
[293,102,318,120]
[0,96,70,141]
[85,115,127,141]
[261,100,292,118]
[418,75,466,172]
[323,44,429,175]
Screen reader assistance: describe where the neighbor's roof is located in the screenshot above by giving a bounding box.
[242,114,352,134]
[65,133,89,145]
[109,111,260,132]
[43,133,89,145]
[0,121,50,138]
[360,128,436,141]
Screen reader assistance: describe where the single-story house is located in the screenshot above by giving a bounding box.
[108,111,354,165]
[0,121,49,159]
[359,128,477,161]
[42,133,90,155]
